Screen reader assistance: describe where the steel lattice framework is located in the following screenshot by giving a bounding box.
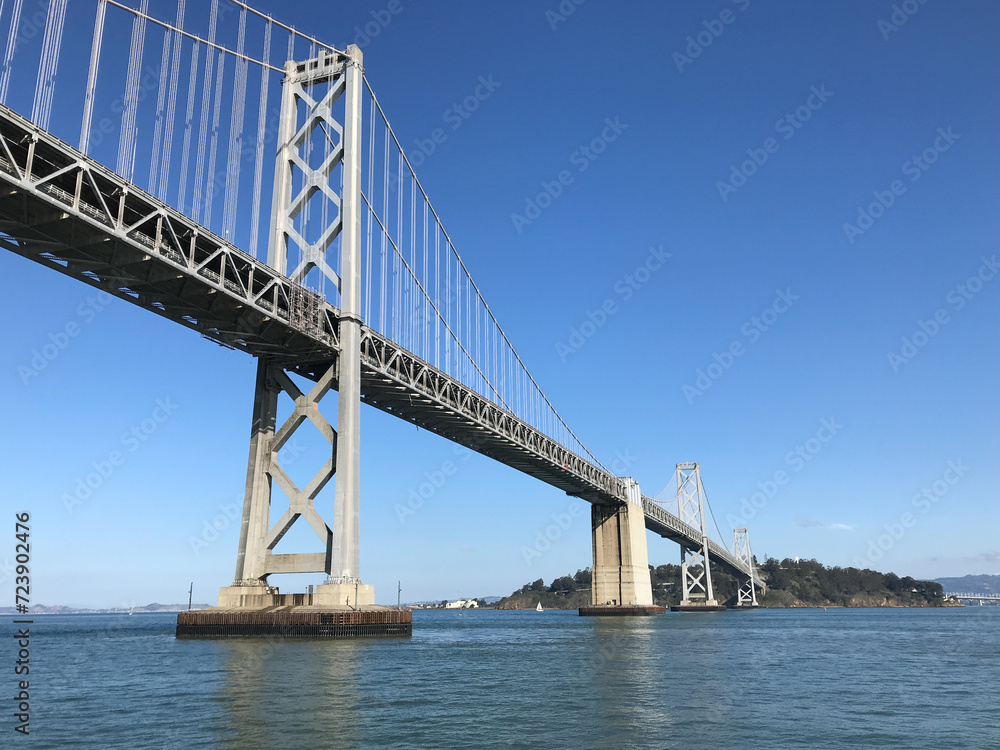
[733,528,759,606]
[675,463,717,604]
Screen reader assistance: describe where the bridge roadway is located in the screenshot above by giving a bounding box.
[0,104,761,586]
[948,593,1000,602]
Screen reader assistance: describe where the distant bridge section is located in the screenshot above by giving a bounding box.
[948,593,1000,604]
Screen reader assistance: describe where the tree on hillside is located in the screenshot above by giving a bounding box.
[549,576,577,594]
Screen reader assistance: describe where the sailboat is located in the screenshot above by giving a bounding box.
[536,602,543,612]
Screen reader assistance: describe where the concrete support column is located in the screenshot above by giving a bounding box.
[232,358,278,585]
[591,499,654,607]
[330,44,364,585]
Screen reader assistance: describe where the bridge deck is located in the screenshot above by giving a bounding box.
[0,104,761,586]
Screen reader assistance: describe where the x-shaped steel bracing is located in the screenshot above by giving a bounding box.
[676,462,716,603]
[261,366,337,567]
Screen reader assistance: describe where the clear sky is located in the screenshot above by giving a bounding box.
[1,0,998,607]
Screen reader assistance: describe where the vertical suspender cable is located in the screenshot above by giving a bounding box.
[156,0,186,201]
[501,328,506,409]
[434,224,440,368]
[364,95,374,325]
[409,176,415,351]
[318,55,329,299]
[0,0,23,104]
[446,242,451,374]
[32,0,68,130]
[248,21,272,259]
[79,0,107,154]
[364,77,600,459]
[43,0,70,128]
[422,202,428,360]
[117,0,147,179]
[30,0,55,125]
[222,7,248,239]
[380,126,388,335]
[192,0,218,224]
[148,26,172,194]
[466,273,471,385]
[177,41,200,212]
[457,258,461,378]
[473,293,478,389]
[394,150,402,343]
[203,53,225,229]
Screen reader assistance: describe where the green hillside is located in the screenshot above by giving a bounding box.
[496,559,949,609]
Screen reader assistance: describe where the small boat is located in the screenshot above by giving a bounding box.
[536,602,543,612]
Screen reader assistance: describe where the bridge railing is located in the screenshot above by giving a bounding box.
[948,593,1000,600]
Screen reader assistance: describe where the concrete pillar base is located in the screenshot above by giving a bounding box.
[217,585,276,608]
[579,605,665,617]
[591,497,654,607]
[177,606,411,638]
[217,583,376,609]
[672,600,727,612]
[314,582,375,608]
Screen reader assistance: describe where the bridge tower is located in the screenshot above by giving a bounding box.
[588,478,657,610]
[673,462,724,611]
[732,528,759,607]
[219,45,372,609]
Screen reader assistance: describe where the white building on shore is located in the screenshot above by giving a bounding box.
[444,599,478,609]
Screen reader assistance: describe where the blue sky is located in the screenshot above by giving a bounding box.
[1,0,998,607]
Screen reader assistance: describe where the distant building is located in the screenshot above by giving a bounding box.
[444,599,478,609]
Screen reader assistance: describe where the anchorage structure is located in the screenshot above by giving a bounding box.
[222,46,372,609]
[675,462,721,609]
[733,528,759,607]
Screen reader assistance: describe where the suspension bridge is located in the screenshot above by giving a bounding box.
[948,593,1000,606]
[0,0,763,633]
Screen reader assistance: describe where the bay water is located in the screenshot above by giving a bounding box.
[5,607,998,748]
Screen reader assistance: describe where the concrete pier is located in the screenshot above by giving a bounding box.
[670,602,727,612]
[581,485,662,617]
[217,583,375,609]
[177,605,411,638]
[579,605,665,616]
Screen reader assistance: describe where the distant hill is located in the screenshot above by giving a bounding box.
[498,559,951,609]
[935,575,1000,595]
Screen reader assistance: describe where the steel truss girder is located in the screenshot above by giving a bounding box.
[0,103,340,361]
